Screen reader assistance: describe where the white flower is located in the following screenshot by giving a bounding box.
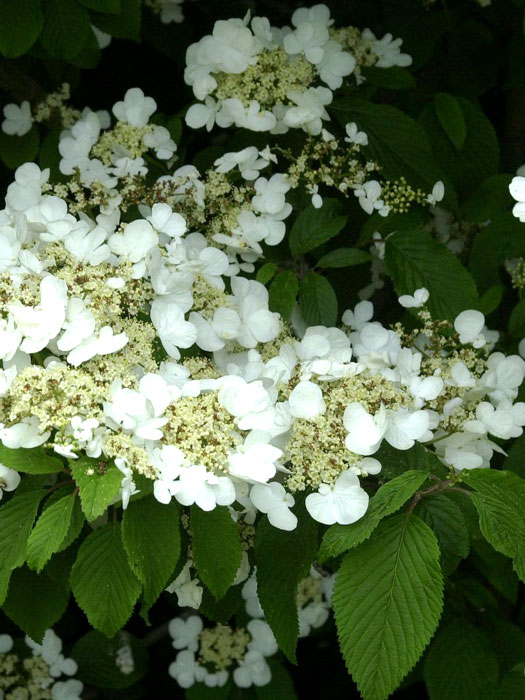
[112,88,157,128]
[342,300,374,330]
[354,180,389,217]
[246,619,278,657]
[481,353,525,402]
[0,634,13,653]
[426,181,445,206]
[344,122,368,146]
[66,326,128,367]
[51,679,84,700]
[147,203,186,238]
[143,125,177,159]
[344,403,387,455]
[384,408,431,450]
[9,276,68,354]
[108,220,158,262]
[170,464,236,511]
[169,649,202,688]
[250,482,297,530]
[169,616,203,652]
[233,650,271,688]
[317,40,355,89]
[305,470,369,525]
[0,463,21,499]
[283,21,330,64]
[150,298,197,359]
[288,380,326,419]
[0,416,50,448]
[2,101,32,136]
[398,287,429,308]
[166,561,203,609]
[228,431,282,483]
[510,176,525,222]
[362,29,412,68]
[63,225,111,265]
[283,87,333,135]
[26,629,77,678]
[454,309,486,347]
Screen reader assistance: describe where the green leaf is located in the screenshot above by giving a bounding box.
[479,284,504,316]
[79,0,120,12]
[482,617,525,676]
[497,662,525,700]
[70,522,141,637]
[0,127,40,171]
[509,298,525,338]
[330,98,448,192]
[256,262,278,285]
[334,514,443,700]
[0,444,64,474]
[40,0,91,59]
[424,620,498,700]
[469,214,525,290]
[460,469,525,582]
[361,66,416,90]
[316,248,371,269]
[255,658,298,700]
[289,200,347,257]
[91,0,141,40]
[376,442,447,481]
[419,97,499,199]
[70,457,123,521]
[255,499,318,663]
[503,432,525,478]
[186,682,234,700]
[2,566,69,643]
[319,470,428,562]
[59,496,85,551]
[299,272,338,327]
[27,492,77,572]
[72,630,148,689]
[384,227,479,321]
[472,538,520,604]
[0,0,43,58]
[199,583,243,623]
[0,489,45,604]
[415,494,469,576]
[122,496,181,615]
[190,506,242,600]
[434,93,467,152]
[269,271,299,322]
[460,174,514,222]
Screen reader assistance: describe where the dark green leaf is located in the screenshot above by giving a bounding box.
[289,200,347,257]
[27,492,76,572]
[190,506,242,600]
[0,489,45,604]
[299,272,338,327]
[469,214,525,290]
[40,0,91,59]
[255,658,297,700]
[330,98,449,193]
[91,0,141,40]
[70,457,123,521]
[0,127,40,171]
[255,499,317,663]
[256,262,278,285]
[461,469,525,582]
[509,298,525,338]
[316,248,371,269]
[72,630,148,688]
[424,620,498,700]
[269,271,299,322]
[497,662,525,700]
[319,470,428,562]
[2,566,69,643]
[80,0,120,12]
[434,93,467,152]
[122,496,181,615]
[460,175,513,222]
[334,514,443,700]
[70,522,141,637]
[199,584,243,623]
[419,97,499,199]
[361,66,416,90]
[416,494,469,576]
[385,227,479,321]
[0,0,43,58]
[472,538,520,604]
[0,444,64,474]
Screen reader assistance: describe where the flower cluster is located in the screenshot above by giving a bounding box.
[1,157,523,532]
[168,568,333,689]
[0,629,82,700]
[184,4,411,134]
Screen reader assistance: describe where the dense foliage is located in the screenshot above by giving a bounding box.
[1,1,525,699]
